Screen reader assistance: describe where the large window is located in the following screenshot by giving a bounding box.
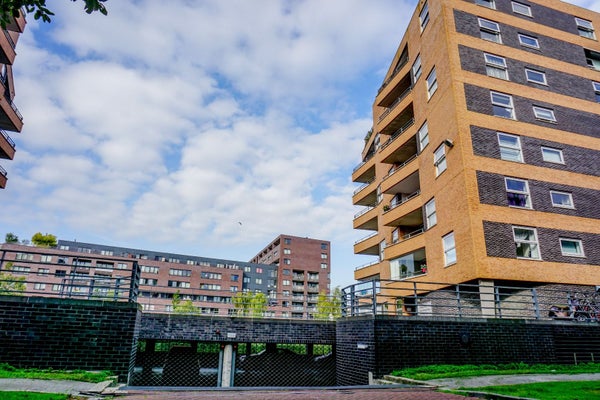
[576,17,595,39]
[426,67,438,98]
[484,53,508,80]
[550,191,574,209]
[491,92,515,119]
[505,177,531,208]
[418,121,429,151]
[497,132,523,162]
[594,82,600,102]
[560,238,584,257]
[518,34,540,48]
[512,1,532,17]
[525,69,546,85]
[425,198,437,229]
[585,49,600,70]
[533,106,556,122]
[476,0,495,9]
[419,2,430,31]
[412,54,422,82]
[541,147,564,164]
[434,144,447,176]
[443,232,457,266]
[513,227,540,259]
[479,18,501,43]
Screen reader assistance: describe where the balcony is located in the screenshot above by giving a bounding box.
[0,30,16,65]
[307,274,319,282]
[354,260,382,281]
[293,273,305,281]
[0,129,15,159]
[352,178,377,206]
[382,193,422,227]
[292,295,305,301]
[378,83,412,123]
[354,231,380,256]
[389,248,427,280]
[307,285,319,293]
[352,152,376,182]
[381,134,418,165]
[293,285,305,292]
[378,102,414,138]
[6,11,26,33]
[353,202,378,230]
[378,45,409,96]
[0,164,6,188]
[0,82,23,132]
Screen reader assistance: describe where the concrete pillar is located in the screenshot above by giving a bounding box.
[220,344,235,387]
[245,342,252,356]
[479,279,496,317]
[306,343,314,356]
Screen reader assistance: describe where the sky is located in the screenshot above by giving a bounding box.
[1,0,598,289]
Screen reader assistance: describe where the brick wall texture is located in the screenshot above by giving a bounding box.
[0,296,140,381]
[336,317,375,386]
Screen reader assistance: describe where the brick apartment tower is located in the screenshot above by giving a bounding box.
[0,11,25,189]
[250,235,331,319]
[352,0,600,306]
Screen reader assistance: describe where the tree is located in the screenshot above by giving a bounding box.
[232,291,267,317]
[4,233,19,243]
[0,262,26,295]
[31,232,57,247]
[314,287,342,320]
[0,0,108,28]
[171,290,198,314]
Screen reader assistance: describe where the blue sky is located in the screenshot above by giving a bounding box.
[1,0,596,289]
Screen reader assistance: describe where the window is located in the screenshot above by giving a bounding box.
[231,275,239,282]
[518,34,539,48]
[321,243,328,250]
[100,250,113,256]
[256,267,263,273]
[505,177,531,208]
[412,54,422,82]
[497,132,523,162]
[426,67,438,98]
[201,272,222,280]
[512,1,531,17]
[34,283,46,290]
[52,284,62,291]
[513,227,540,259]
[525,69,546,85]
[244,266,251,272]
[533,106,556,122]
[491,92,515,119]
[476,0,495,9]
[417,121,429,151]
[585,49,600,70]
[55,270,66,277]
[141,265,159,274]
[479,18,501,43]
[321,253,328,259]
[282,280,290,286]
[320,263,328,269]
[168,280,190,288]
[200,283,221,290]
[419,1,429,31]
[255,278,263,284]
[11,266,30,274]
[37,268,49,276]
[560,238,584,257]
[550,191,574,208]
[284,238,292,245]
[443,232,457,266]
[15,253,33,261]
[593,82,600,102]
[169,268,191,277]
[140,278,158,286]
[40,255,52,263]
[425,198,437,229]
[484,53,508,80]
[434,144,447,176]
[243,277,250,283]
[541,147,564,164]
[283,258,291,265]
[576,17,595,39]
[283,248,291,254]
[117,263,128,270]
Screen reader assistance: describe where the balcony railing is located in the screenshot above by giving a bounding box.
[378,55,409,94]
[0,79,23,122]
[385,190,421,212]
[354,259,380,271]
[0,164,6,177]
[353,202,378,219]
[352,152,375,173]
[293,274,305,281]
[378,86,413,123]
[382,154,418,183]
[353,178,374,195]
[380,118,415,151]
[0,129,15,149]
[354,231,378,245]
[390,226,425,245]
[3,30,16,49]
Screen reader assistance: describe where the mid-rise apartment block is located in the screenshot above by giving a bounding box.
[352,0,600,308]
[0,11,25,189]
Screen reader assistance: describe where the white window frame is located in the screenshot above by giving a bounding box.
[593,82,600,102]
[525,68,547,85]
[443,232,457,266]
[541,147,564,164]
[425,198,437,229]
[518,34,540,48]
[491,91,515,119]
[433,144,447,176]
[576,17,595,39]
[479,18,502,43]
[484,53,508,80]
[505,177,532,209]
[412,54,422,82]
[560,238,585,257]
[550,191,574,209]
[512,1,532,17]
[497,132,523,162]
[418,121,429,151]
[475,0,495,9]
[419,2,430,31]
[513,226,541,259]
[533,106,556,122]
[426,67,438,99]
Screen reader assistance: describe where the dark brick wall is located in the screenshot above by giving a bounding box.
[476,171,600,219]
[139,314,336,344]
[458,45,595,101]
[454,10,587,66]
[483,221,600,265]
[465,83,600,139]
[0,296,140,381]
[335,317,375,386]
[471,126,600,177]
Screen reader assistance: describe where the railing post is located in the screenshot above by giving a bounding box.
[456,284,462,318]
[413,281,418,316]
[372,280,378,316]
[350,285,356,317]
[495,286,502,319]
[532,288,540,319]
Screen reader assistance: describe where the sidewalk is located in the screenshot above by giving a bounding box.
[426,372,600,389]
[0,378,111,395]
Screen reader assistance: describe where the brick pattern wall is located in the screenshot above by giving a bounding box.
[476,170,600,219]
[465,83,600,139]
[335,317,375,386]
[139,314,336,344]
[458,45,595,101]
[483,221,600,265]
[0,296,140,381]
[471,126,600,177]
[454,10,587,66]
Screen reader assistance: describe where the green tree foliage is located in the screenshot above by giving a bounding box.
[0,0,108,28]
[4,233,19,243]
[314,287,342,320]
[31,232,57,247]
[232,291,267,317]
[171,290,198,314]
[0,262,26,295]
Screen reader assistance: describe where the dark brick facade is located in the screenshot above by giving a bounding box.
[483,221,600,265]
[471,126,600,177]
[458,45,595,101]
[465,83,600,139]
[0,296,140,381]
[476,170,600,219]
[454,9,587,66]
[336,317,375,386]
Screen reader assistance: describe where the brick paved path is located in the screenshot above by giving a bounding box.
[121,387,478,399]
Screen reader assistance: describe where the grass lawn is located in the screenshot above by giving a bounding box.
[391,362,600,380]
[0,363,113,383]
[1,393,69,400]
[464,380,600,400]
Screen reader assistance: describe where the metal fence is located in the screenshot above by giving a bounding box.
[341,280,600,321]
